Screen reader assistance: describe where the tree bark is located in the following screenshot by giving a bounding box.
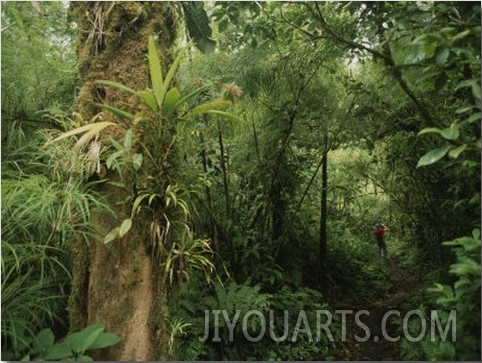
[67,2,176,360]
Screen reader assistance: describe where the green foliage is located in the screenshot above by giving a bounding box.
[1,2,77,125]
[104,129,143,184]
[325,231,392,300]
[181,2,216,54]
[1,131,112,360]
[211,1,301,50]
[98,36,240,127]
[170,279,271,360]
[2,2,480,361]
[412,4,480,169]
[267,286,339,360]
[1,241,69,360]
[163,226,218,287]
[397,7,481,357]
[3,324,121,361]
[400,229,481,360]
[93,37,243,293]
[170,276,340,360]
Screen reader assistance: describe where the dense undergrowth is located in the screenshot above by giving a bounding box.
[1,1,480,361]
[1,122,116,360]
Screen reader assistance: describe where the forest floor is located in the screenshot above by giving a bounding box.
[334,258,421,361]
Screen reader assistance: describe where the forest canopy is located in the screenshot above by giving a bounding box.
[1,1,480,361]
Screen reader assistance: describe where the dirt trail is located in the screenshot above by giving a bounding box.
[334,259,420,361]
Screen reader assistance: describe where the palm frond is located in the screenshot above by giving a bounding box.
[43,121,115,149]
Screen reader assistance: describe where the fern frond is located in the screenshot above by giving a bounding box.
[180,339,205,360]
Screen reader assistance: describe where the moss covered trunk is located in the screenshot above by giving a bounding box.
[67,2,176,360]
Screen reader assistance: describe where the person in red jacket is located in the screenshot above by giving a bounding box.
[372,223,389,257]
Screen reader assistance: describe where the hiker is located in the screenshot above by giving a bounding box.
[372,223,389,257]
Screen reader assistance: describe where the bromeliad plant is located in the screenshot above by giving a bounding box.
[98,35,244,243]
[94,36,245,291]
[97,35,244,132]
[44,36,241,286]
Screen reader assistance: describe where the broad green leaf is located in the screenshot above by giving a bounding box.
[196,38,217,54]
[79,324,104,352]
[462,237,481,252]
[439,123,459,140]
[473,83,481,99]
[137,90,157,111]
[164,87,181,116]
[182,2,216,54]
[473,228,481,240]
[413,33,441,45]
[148,36,163,107]
[191,100,232,116]
[62,331,83,354]
[418,122,460,140]
[98,104,136,121]
[455,105,476,114]
[448,144,467,158]
[462,112,481,125]
[98,80,137,96]
[44,342,72,360]
[32,329,55,354]
[88,333,121,350]
[124,129,133,149]
[159,42,192,109]
[435,48,450,65]
[132,193,150,216]
[119,218,132,237]
[104,227,120,244]
[132,193,150,213]
[416,145,451,167]
[77,355,94,361]
[455,79,481,99]
[417,127,442,136]
[450,29,470,44]
[63,325,105,354]
[132,153,143,171]
[413,33,440,58]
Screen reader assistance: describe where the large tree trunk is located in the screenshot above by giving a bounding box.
[67,2,176,360]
